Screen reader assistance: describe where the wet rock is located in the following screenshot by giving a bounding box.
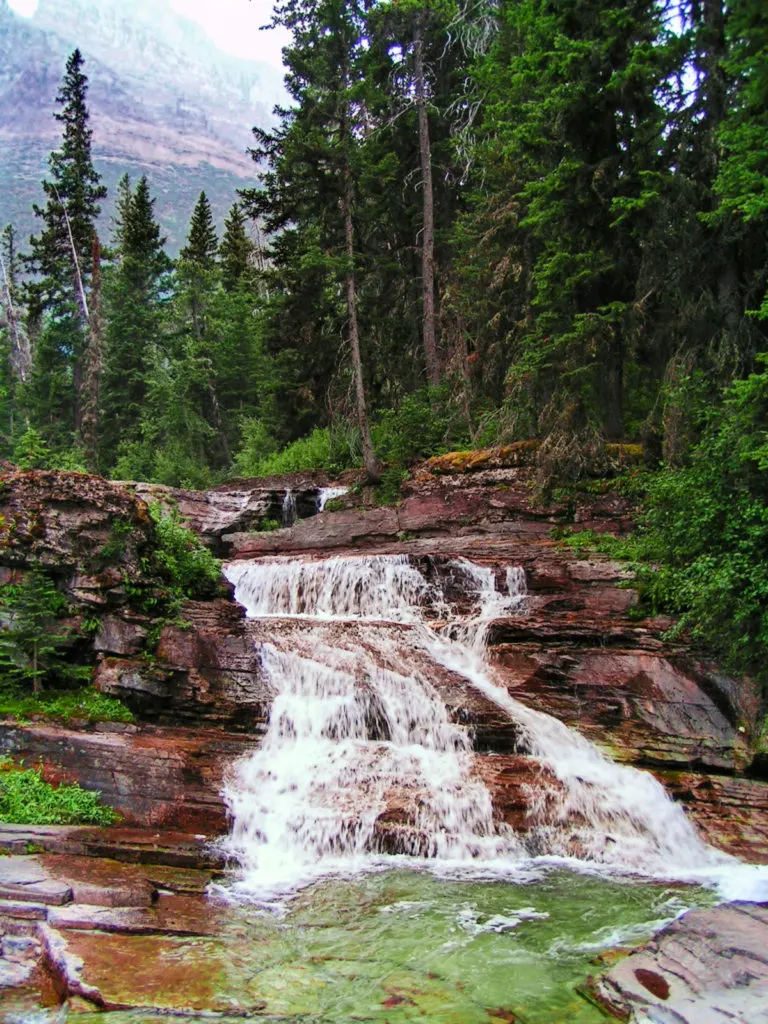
[0,901,49,921]
[0,958,34,988]
[0,721,251,833]
[43,855,155,908]
[127,474,348,553]
[593,902,768,1023]
[0,857,73,906]
[40,924,268,1014]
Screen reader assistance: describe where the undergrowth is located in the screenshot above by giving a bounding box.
[0,757,118,826]
[0,685,133,724]
[144,501,222,605]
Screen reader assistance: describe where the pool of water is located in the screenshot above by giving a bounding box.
[7,867,717,1022]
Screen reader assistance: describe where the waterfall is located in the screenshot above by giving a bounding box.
[316,486,348,512]
[222,553,750,901]
[280,489,297,527]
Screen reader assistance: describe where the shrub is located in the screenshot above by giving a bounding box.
[371,385,472,466]
[558,358,768,688]
[146,502,222,601]
[235,425,358,477]
[0,758,118,826]
[12,428,88,473]
[0,685,133,724]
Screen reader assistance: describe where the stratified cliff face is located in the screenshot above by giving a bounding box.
[0,0,281,250]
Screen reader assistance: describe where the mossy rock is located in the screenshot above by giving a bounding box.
[423,441,540,475]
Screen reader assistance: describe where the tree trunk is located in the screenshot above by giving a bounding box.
[414,14,440,386]
[342,161,381,484]
[80,234,103,468]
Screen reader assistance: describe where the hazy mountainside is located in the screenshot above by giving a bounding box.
[0,0,281,251]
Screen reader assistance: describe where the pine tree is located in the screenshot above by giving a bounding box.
[245,0,381,480]
[219,203,253,292]
[180,192,218,268]
[24,49,106,449]
[0,565,73,693]
[101,175,171,470]
[0,224,31,438]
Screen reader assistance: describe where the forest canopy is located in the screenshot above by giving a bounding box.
[0,2,766,488]
[1,0,767,684]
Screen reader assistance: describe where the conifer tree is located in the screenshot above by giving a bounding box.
[180,191,218,268]
[0,224,31,435]
[219,203,253,292]
[246,0,381,480]
[101,175,171,470]
[24,49,106,448]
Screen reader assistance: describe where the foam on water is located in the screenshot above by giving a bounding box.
[222,553,767,903]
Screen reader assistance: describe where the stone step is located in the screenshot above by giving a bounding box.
[0,881,72,906]
[0,899,48,921]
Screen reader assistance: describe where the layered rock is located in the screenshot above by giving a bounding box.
[592,902,768,1022]
[0,463,766,865]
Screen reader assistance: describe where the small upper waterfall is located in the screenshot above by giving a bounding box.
[280,489,297,527]
[316,486,348,512]
[223,553,735,901]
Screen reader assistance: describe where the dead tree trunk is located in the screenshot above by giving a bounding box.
[342,161,381,484]
[414,14,440,386]
[80,234,103,468]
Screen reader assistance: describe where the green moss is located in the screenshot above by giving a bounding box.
[0,758,118,826]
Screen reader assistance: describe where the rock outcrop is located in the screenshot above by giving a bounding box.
[0,462,766,857]
[1,459,768,1021]
[592,902,768,1022]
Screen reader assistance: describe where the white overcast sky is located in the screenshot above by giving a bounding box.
[7,0,291,70]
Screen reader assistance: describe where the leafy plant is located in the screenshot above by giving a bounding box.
[0,758,118,826]
[236,425,358,478]
[555,359,768,687]
[0,685,133,724]
[146,502,222,602]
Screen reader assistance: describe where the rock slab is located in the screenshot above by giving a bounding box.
[594,901,768,1023]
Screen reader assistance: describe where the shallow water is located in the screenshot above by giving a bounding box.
[6,869,717,1023]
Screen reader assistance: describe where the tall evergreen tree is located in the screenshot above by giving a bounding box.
[219,203,253,292]
[244,0,382,479]
[0,224,31,433]
[24,49,106,448]
[101,175,171,470]
[180,191,218,268]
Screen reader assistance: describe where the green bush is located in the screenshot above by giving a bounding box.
[371,385,472,466]
[235,424,358,477]
[12,428,88,473]
[558,358,768,688]
[146,502,223,602]
[0,758,118,826]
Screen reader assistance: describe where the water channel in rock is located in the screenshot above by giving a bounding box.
[222,553,757,901]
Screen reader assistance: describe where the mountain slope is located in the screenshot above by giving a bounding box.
[0,0,281,251]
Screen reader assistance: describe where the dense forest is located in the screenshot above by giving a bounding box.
[0,1,766,684]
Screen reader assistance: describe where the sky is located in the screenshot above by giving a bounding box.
[6,0,291,70]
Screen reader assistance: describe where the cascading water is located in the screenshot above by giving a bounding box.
[280,489,297,527]
[222,553,763,902]
[316,485,348,512]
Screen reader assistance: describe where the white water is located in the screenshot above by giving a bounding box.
[222,553,767,902]
[280,489,297,527]
[316,486,348,512]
